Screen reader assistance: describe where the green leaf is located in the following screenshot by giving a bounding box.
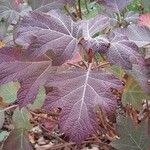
[111,65,124,79]
[3,129,33,150]
[0,108,5,129]
[0,82,19,103]
[82,1,102,19]
[13,108,31,130]
[111,116,150,150]
[142,0,150,12]
[0,131,9,142]
[122,78,149,110]
[127,0,142,12]
[28,87,45,109]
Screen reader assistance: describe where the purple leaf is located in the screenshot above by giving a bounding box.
[82,15,110,38]
[127,63,150,93]
[79,15,110,53]
[3,129,33,150]
[15,11,82,65]
[0,47,55,107]
[107,32,144,69]
[79,36,110,53]
[124,11,139,23]
[118,25,150,47]
[43,64,122,143]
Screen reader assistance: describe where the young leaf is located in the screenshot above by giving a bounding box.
[111,116,150,150]
[15,10,82,65]
[0,47,54,107]
[80,15,110,53]
[43,64,122,143]
[82,15,110,38]
[107,33,143,69]
[3,129,33,150]
[79,36,110,53]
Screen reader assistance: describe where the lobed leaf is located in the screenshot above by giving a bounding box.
[15,11,82,65]
[119,25,150,47]
[43,64,122,143]
[111,116,150,150]
[79,36,110,53]
[79,15,110,53]
[124,11,139,23]
[107,32,143,69]
[82,15,110,39]
[127,63,150,93]
[0,47,54,107]
[122,77,149,109]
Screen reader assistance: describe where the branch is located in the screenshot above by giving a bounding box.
[78,0,82,19]
[0,104,18,113]
[85,0,89,13]
[64,5,77,21]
